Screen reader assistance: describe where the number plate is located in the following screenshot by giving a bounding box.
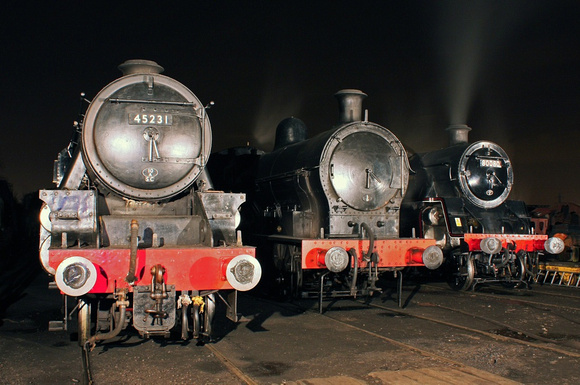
[479,159,502,168]
[129,113,173,125]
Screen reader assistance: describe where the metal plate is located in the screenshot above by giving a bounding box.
[133,284,176,335]
[329,131,396,211]
[39,190,97,234]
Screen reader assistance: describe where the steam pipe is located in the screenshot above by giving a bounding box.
[87,303,127,349]
[494,249,511,269]
[87,290,129,349]
[348,248,358,296]
[518,251,534,276]
[361,222,379,291]
[361,222,375,261]
[125,220,139,285]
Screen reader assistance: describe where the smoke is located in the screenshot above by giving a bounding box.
[434,1,540,126]
[435,1,492,125]
[251,65,304,151]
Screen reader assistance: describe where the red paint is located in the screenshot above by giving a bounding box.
[48,246,255,293]
[301,238,437,269]
[463,233,548,253]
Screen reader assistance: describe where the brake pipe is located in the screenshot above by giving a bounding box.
[348,248,358,296]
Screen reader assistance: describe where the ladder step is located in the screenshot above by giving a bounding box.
[534,268,580,288]
[48,320,65,332]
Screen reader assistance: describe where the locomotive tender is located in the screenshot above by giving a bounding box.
[39,60,261,344]
[401,124,564,290]
[211,90,443,307]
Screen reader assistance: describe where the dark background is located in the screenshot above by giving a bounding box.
[1,0,579,205]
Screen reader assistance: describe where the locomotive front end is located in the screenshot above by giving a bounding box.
[456,140,513,210]
[404,124,563,290]
[251,90,442,305]
[39,60,260,345]
[82,59,211,200]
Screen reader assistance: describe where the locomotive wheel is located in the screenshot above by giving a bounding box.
[290,246,303,299]
[274,244,302,299]
[77,298,92,347]
[273,244,289,298]
[501,253,526,288]
[528,251,540,278]
[447,254,475,291]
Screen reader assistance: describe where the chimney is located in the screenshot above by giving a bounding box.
[118,59,164,76]
[446,124,472,146]
[334,89,367,124]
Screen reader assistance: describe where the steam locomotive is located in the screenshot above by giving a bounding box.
[209,90,443,309]
[39,60,261,345]
[400,124,565,290]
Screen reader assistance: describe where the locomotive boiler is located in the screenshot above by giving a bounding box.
[39,60,261,345]
[401,124,564,290]
[212,90,443,307]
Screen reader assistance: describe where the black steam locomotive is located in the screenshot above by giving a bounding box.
[401,124,564,290]
[39,60,261,345]
[209,90,443,308]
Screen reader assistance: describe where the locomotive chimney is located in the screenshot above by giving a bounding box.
[446,124,472,146]
[334,89,367,124]
[118,59,164,75]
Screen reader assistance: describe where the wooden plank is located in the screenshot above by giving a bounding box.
[285,376,367,385]
[369,366,522,385]
[286,366,522,385]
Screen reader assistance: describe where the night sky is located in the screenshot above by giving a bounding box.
[1,0,579,205]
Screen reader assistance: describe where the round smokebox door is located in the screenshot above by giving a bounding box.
[329,132,396,211]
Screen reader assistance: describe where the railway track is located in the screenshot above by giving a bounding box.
[71,283,580,384]
[204,343,258,385]
[361,300,580,357]
[420,282,580,312]
[274,291,580,359]
[249,292,579,382]
[193,295,527,385]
